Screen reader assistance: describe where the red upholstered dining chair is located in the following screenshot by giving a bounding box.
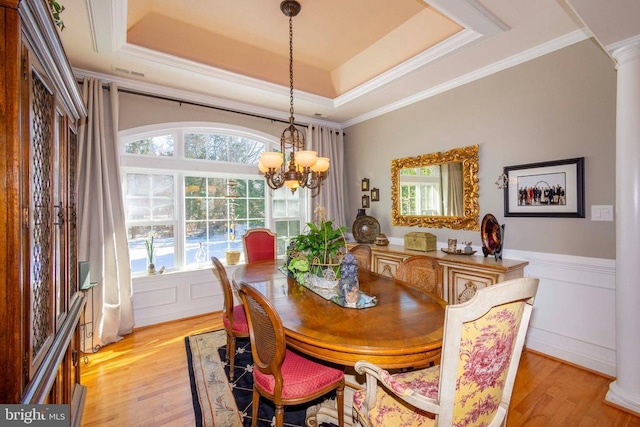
[237,281,345,427]
[395,255,443,299]
[349,244,372,271]
[211,256,248,380]
[353,277,539,427]
[243,228,277,263]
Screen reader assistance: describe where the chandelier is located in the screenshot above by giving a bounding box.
[258,0,329,196]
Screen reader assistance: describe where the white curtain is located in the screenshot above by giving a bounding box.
[77,78,134,351]
[446,162,464,216]
[308,125,346,227]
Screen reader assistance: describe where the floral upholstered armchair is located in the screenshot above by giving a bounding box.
[353,277,539,427]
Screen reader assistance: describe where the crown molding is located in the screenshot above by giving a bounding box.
[334,29,482,108]
[74,68,344,129]
[342,29,592,128]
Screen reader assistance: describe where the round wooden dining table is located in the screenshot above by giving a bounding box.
[232,259,447,369]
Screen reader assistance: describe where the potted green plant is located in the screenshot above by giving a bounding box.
[145,234,155,274]
[287,207,347,287]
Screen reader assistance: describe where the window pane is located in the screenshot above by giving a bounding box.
[185,177,206,196]
[184,133,265,164]
[152,198,174,219]
[184,134,208,159]
[248,199,265,218]
[127,198,151,221]
[126,173,174,221]
[127,174,150,197]
[209,199,228,220]
[248,180,265,198]
[273,199,286,217]
[207,177,227,197]
[185,198,205,220]
[153,175,174,197]
[275,220,301,256]
[127,225,175,274]
[287,200,301,217]
[154,225,176,270]
[125,135,174,156]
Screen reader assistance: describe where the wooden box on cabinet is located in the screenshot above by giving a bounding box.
[404,232,437,252]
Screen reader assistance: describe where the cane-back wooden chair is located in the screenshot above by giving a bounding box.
[395,255,444,299]
[349,244,372,271]
[238,281,345,427]
[211,256,248,380]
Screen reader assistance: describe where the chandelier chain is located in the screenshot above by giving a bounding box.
[288,12,295,123]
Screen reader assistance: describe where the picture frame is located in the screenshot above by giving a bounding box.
[371,188,380,202]
[362,195,370,208]
[361,178,369,191]
[503,157,585,218]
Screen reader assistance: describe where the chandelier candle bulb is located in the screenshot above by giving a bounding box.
[261,152,283,169]
[311,157,330,172]
[296,150,318,167]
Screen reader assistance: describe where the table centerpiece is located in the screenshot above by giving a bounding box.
[286,207,348,289]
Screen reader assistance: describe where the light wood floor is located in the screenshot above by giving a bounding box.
[80,312,640,426]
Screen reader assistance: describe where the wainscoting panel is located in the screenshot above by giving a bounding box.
[133,268,229,327]
[505,248,617,376]
[131,251,617,375]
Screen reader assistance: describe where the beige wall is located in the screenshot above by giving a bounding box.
[118,92,286,138]
[344,39,617,259]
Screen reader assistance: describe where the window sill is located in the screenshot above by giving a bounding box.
[131,263,247,283]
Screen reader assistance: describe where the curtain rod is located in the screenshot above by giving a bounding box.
[117,87,305,126]
[80,79,343,132]
[119,88,344,134]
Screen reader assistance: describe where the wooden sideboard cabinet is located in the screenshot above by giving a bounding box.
[1,0,87,421]
[349,243,528,304]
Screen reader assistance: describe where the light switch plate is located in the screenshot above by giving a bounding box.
[591,205,613,221]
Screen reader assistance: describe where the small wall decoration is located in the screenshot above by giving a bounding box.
[371,188,380,202]
[481,214,504,261]
[362,195,370,208]
[503,157,585,218]
[361,178,369,191]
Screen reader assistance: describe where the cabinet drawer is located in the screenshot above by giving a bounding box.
[447,269,501,304]
[372,253,405,278]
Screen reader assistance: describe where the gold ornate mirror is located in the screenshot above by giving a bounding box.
[391,145,479,230]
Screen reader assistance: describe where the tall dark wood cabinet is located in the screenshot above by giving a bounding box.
[0,0,87,423]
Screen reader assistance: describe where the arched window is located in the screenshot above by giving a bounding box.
[119,123,307,275]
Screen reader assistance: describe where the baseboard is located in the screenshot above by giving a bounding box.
[606,381,640,416]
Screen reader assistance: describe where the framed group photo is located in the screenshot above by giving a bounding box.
[503,157,585,218]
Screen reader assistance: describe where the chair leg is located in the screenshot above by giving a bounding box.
[275,404,284,427]
[337,383,344,427]
[251,386,259,427]
[227,334,236,380]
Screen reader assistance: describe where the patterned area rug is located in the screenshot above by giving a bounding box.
[185,330,338,427]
